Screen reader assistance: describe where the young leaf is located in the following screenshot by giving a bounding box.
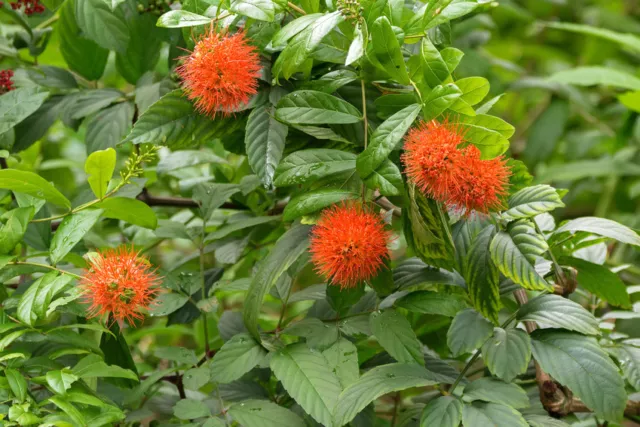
[50,209,103,264]
[270,343,342,426]
[531,330,626,422]
[447,309,494,357]
[481,328,531,382]
[85,148,116,199]
[245,105,288,188]
[517,294,600,336]
[370,309,424,365]
[210,333,267,384]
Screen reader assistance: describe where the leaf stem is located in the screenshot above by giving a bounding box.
[287,2,306,15]
[35,14,59,30]
[8,261,82,280]
[361,79,368,203]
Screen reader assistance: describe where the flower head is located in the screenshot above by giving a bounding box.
[177,29,261,118]
[310,202,390,288]
[80,246,160,325]
[0,70,14,95]
[402,120,510,215]
[8,0,45,15]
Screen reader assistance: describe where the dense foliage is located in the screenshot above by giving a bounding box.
[0,0,639,426]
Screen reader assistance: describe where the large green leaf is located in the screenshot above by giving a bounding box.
[243,225,311,339]
[270,343,342,427]
[548,66,640,90]
[462,378,529,408]
[517,294,600,336]
[72,354,138,380]
[543,21,640,53]
[481,328,531,383]
[0,87,49,134]
[322,338,359,389]
[85,148,116,199]
[96,197,158,229]
[452,114,512,159]
[369,17,409,84]
[503,185,565,221]
[210,333,267,383]
[531,330,627,422]
[465,225,501,324]
[157,10,212,27]
[490,221,551,291]
[394,291,468,317]
[228,400,305,427]
[370,309,424,365]
[116,10,162,85]
[393,257,460,289]
[275,149,356,187]
[58,0,108,80]
[356,104,421,178]
[275,91,361,125]
[363,159,404,196]
[422,84,462,121]
[75,0,130,53]
[46,369,78,395]
[0,170,70,209]
[245,105,288,189]
[404,185,455,269]
[86,102,134,153]
[0,207,34,255]
[271,13,324,47]
[447,309,494,357]
[461,402,527,427]
[283,189,358,221]
[334,363,438,426]
[124,90,234,149]
[50,209,103,265]
[524,414,571,427]
[17,272,73,326]
[229,0,275,21]
[555,217,640,247]
[420,396,463,427]
[561,257,630,308]
[420,37,450,88]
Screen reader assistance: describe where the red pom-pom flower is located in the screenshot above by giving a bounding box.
[177,29,261,118]
[0,70,14,95]
[80,246,160,325]
[310,203,390,288]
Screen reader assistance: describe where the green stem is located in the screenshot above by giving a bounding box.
[8,261,82,280]
[361,79,368,203]
[199,227,211,359]
[287,2,306,15]
[35,14,59,30]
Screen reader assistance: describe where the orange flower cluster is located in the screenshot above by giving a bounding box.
[80,246,160,325]
[178,29,261,118]
[310,203,390,288]
[402,120,510,214]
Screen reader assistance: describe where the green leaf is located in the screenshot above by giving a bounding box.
[561,257,630,308]
[48,396,86,426]
[454,77,490,106]
[531,330,627,422]
[61,89,123,120]
[45,369,78,395]
[617,342,640,391]
[5,368,27,402]
[228,399,306,427]
[447,308,494,357]
[275,149,356,187]
[490,222,551,291]
[116,11,162,85]
[75,0,130,53]
[404,185,455,269]
[524,414,571,427]
[192,183,241,221]
[364,159,404,196]
[393,257,459,289]
[157,10,212,27]
[155,347,198,365]
[619,91,640,112]
[272,12,344,79]
[369,17,409,84]
[420,396,463,427]
[284,318,339,349]
[334,363,438,426]
[0,207,34,255]
[322,338,359,389]
[462,402,528,427]
[422,84,462,121]
[13,96,65,153]
[452,114,513,159]
[59,0,108,81]
[272,13,324,47]
[157,150,227,174]
[174,398,211,420]
[346,23,366,65]
[149,292,189,316]
[370,309,424,365]
[0,87,49,134]
[50,209,103,265]
[420,37,449,88]
[17,272,73,326]
[270,343,342,426]
[85,103,133,153]
[124,89,234,149]
[465,225,500,324]
[85,148,116,199]
[96,197,158,229]
[72,354,138,380]
[463,378,529,409]
[0,329,29,351]
[517,294,600,336]
[543,21,640,53]
[283,189,358,221]
[555,217,640,247]
[245,105,288,189]
[356,104,420,178]
[243,225,311,340]
[275,91,361,125]
[548,66,640,90]
[394,291,468,317]
[210,333,266,384]
[205,215,280,242]
[481,328,531,383]
[182,366,210,390]
[523,99,570,164]
[503,185,565,221]
[230,0,275,21]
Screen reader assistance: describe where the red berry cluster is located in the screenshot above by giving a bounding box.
[0,70,14,95]
[1,0,45,15]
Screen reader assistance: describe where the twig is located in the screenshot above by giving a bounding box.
[7,261,82,280]
[287,2,306,14]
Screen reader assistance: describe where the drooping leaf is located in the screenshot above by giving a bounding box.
[420,37,450,88]
[75,0,130,53]
[72,354,138,380]
[0,207,34,255]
